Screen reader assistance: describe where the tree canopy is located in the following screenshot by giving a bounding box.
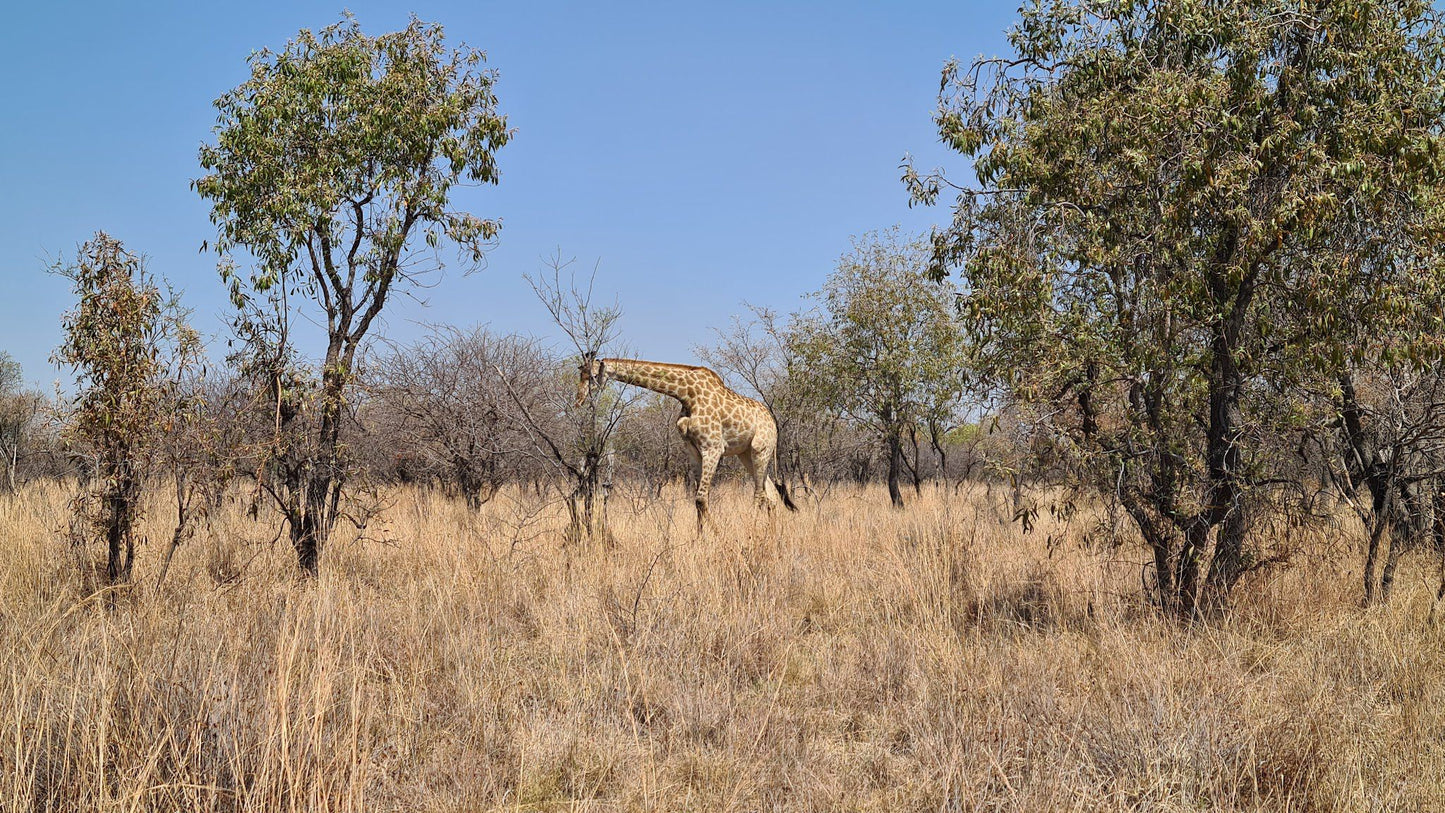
[906,0,1445,614]
[53,233,199,584]
[196,13,510,314]
[791,229,968,507]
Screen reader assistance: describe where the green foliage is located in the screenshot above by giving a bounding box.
[196,13,510,310]
[0,354,19,395]
[52,233,200,584]
[793,229,967,436]
[791,229,969,505]
[53,234,198,459]
[908,0,1445,612]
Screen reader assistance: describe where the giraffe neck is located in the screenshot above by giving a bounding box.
[602,358,709,408]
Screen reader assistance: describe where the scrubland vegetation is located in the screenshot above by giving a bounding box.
[12,0,1445,810]
[5,481,1445,811]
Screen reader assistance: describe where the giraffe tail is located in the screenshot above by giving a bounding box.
[772,477,798,512]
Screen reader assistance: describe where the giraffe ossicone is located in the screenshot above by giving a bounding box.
[577,356,797,532]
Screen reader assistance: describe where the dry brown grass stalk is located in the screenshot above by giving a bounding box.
[2,480,1444,811]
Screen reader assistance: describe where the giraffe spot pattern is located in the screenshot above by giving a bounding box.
[591,357,789,528]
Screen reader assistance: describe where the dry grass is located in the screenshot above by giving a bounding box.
[3,479,1445,811]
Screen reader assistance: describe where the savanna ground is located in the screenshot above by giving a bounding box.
[2,480,1444,812]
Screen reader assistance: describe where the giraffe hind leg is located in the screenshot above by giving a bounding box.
[739,449,771,511]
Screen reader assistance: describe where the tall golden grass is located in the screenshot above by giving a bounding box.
[2,479,1443,811]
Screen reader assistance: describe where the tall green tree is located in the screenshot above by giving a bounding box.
[791,229,968,508]
[907,0,1445,614]
[53,234,199,586]
[195,14,510,575]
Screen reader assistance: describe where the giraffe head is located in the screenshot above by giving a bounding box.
[575,354,605,407]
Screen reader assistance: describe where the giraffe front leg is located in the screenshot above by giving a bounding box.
[695,445,723,536]
[683,435,702,496]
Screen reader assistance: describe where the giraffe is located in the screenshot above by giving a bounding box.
[576,356,797,532]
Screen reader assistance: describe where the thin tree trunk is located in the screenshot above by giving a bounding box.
[1206,504,1251,607]
[1121,492,1179,614]
[1363,512,1388,606]
[1185,223,1255,616]
[99,446,140,586]
[4,442,16,493]
[1381,530,1405,601]
[1380,483,1422,601]
[568,449,608,546]
[156,472,192,589]
[1176,521,1209,619]
[930,424,949,489]
[1432,483,1445,613]
[291,361,347,577]
[909,426,923,497]
[887,430,905,509]
[1198,343,1248,611]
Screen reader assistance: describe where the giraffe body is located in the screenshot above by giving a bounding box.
[578,357,796,531]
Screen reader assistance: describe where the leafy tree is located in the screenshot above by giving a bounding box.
[907,0,1445,614]
[790,228,968,508]
[195,14,510,575]
[53,233,200,586]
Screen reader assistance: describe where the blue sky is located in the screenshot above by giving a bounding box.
[0,1,1015,389]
